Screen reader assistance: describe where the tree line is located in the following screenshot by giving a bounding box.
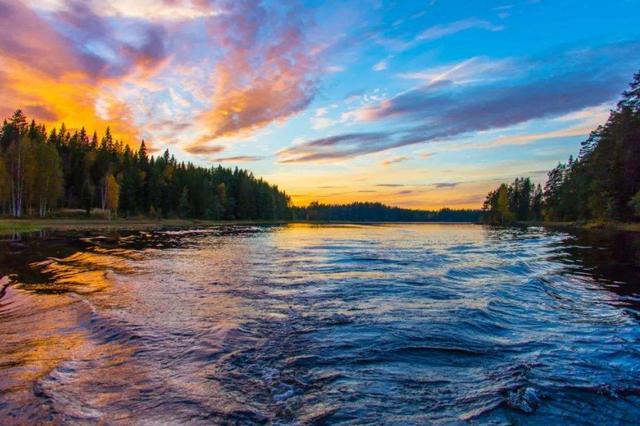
[296,202,481,222]
[0,111,481,223]
[0,111,292,220]
[482,71,640,224]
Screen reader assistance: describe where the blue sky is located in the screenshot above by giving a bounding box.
[1,0,639,208]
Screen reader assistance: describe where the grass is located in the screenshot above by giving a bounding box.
[0,220,44,235]
[0,217,293,235]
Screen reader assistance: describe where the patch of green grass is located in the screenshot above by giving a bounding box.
[0,221,43,235]
[0,218,293,235]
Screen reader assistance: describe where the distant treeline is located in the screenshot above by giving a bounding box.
[0,111,292,220]
[483,71,640,224]
[295,202,481,222]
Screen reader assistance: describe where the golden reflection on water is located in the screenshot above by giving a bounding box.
[2,230,275,421]
[0,246,150,420]
[0,285,90,415]
[23,250,136,295]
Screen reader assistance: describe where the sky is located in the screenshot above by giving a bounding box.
[1,0,639,209]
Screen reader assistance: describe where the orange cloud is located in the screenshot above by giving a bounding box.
[381,156,411,166]
[198,0,317,140]
[0,56,137,141]
[0,0,168,144]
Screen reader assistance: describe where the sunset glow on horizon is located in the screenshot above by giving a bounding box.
[1,0,639,209]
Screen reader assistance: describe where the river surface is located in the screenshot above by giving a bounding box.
[1,223,640,424]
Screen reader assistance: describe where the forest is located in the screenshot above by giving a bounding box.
[297,202,481,222]
[0,111,480,223]
[0,111,292,220]
[482,71,640,224]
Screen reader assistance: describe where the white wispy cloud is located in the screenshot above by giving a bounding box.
[26,0,221,21]
[416,18,504,42]
[373,60,388,71]
[326,65,345,73]
[399,56,512,86]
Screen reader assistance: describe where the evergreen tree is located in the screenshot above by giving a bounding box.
[178,187,190,218]
[531,184,543,221]
[0,151,8,213]
[80,180,94,216]
[482,69,640,224]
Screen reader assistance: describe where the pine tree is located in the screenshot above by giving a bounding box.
[0,110,294,220]
[178,187,190,218]
[531,184,543,221]
[0,151,8,214]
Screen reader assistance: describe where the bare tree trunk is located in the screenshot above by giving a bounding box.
[10,143,24,218]
[39,176,50,218]
[16,145,22,218]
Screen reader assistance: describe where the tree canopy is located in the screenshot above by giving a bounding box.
[0,111,480,223]
[482,71,640,224]
[0,112,292,220]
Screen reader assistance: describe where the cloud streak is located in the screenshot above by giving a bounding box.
[26,0,221,21]
[382,156,410,166]
[279,41,640,163]
[417,19,504,41]
[432,182,460,189]
[184,144,225,155]
[211,155,264,162]
[279,133,391,163]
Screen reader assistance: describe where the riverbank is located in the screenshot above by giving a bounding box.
[0,219,481,234]
[518,221,640,232]
[3,218,639,236]
[0,218,294,235]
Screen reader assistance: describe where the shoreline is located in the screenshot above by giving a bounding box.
[0,218,476,235]
[516,221,640,233]
[0,218,294,235]
[2,218,639,235]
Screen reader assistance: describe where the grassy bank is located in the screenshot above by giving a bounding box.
[0,218,294,235]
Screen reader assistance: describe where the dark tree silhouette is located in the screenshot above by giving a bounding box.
[482,70,640,224]
[0,113,293,220]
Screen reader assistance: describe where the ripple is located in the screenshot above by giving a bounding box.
[1,224,640,423]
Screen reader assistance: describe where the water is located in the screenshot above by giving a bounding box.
[1,224,639,424]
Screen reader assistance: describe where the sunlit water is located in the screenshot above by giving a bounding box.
[1,224,640,424]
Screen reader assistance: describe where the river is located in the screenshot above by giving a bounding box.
[1,224,639,424]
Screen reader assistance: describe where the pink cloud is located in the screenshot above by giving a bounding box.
[184,144,225,155]
[0,0,170,143]
[198,0,318,140]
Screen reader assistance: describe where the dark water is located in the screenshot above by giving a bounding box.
[1,224,640,424]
